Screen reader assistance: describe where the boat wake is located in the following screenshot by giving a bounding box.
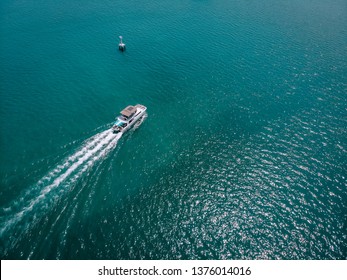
[0,129,123,238]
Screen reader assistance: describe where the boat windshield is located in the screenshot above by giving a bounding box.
[114,119,125,127]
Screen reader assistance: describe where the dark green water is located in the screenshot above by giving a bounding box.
[0,0,346,259]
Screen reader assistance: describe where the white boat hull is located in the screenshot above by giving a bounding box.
[112,104,147,134]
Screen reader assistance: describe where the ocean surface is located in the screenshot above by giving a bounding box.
[0,0,346,259]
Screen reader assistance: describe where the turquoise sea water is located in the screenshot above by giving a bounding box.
[0,0,346,259]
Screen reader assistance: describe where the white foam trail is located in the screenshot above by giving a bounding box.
[36,130,111,185]
[0,130,122,237]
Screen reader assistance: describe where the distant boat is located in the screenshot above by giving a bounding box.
[118,36,126,51]
[112,104,147,133]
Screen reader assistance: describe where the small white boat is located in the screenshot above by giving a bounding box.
[112,104,147,133]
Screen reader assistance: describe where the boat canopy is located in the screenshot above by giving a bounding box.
[121,106,136,117]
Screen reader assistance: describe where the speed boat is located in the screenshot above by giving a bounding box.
[112,104,147,133]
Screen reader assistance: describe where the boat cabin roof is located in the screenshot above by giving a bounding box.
[121,105,136,117]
